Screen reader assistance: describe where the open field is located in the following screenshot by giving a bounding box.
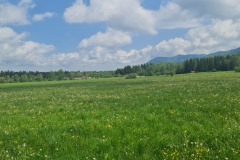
[0,72,240,159]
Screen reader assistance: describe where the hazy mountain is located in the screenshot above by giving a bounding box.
[148,47,240,64]
[207,47,240,57]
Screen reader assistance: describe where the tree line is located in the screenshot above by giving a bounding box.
[1,53,240,83]
[183,54,240,73]
[116,63,182,76]
[116,53,240,76]
[0,69,116,83]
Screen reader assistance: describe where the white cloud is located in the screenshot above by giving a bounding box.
[45,53,80,69]
[0,27,26,42]
[18,0,35,9]
[155,2,200,29]
[79,28,132,49]
[15,41,54,57]
[64,0,157,34]
[32,12,55,22]
[77,18,240,70]
[0,3,28,25]
[77,42,151,70]
[0,27,82,71]
[0,27,55,69]
[154,38,191,56]
[186,19,240,54]
[175,0,240,20]
[135,19,240,59]
[0,0,34,25]
[63,0,204,34]
[76,27,140,69]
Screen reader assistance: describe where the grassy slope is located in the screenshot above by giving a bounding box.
[0,72,240,159]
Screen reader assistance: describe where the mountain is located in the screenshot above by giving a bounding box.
[207,47,240,57]
[148,54,205,64]
[148,47,240,64]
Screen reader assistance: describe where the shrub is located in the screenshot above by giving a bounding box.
[165,70,175,76]
[0,77,6,83]
[125,73,137,79]
[235,67,240,72]
[212,69,217,72]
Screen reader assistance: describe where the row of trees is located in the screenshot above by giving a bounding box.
[116,63,182,76]
[0,70,116,83]
[183,54,240,73]
[116,54,240,76]
[1,53,240,83]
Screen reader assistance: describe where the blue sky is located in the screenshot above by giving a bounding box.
[0,0,240,71]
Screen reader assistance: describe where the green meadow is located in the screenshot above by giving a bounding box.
[0,72,239,159]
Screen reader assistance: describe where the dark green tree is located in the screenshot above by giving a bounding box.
[57,69,65,80]
[48,71,56,81]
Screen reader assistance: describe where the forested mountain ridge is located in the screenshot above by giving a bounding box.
[148,47,240,64]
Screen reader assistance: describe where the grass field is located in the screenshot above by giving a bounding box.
[0,72,240,159]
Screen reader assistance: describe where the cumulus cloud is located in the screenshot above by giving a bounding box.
[32,12,55,22]
[0,27,82,71]
[175,0,240,20]
[0,27,26,42]
[76,28,141,69]
[155,2,200,29]
[64,0,203,34]
[77,47,143,70]
[18,0,35,9]
[154,38,191,56]
[186,19,240,54]
[0,0,34,25]
[45,52,80,69]
[77,44,157,71]
[0,27,55,69]
[79,28,132,49]
[134,19,240,59]
[64,0,157,34]
[0,3,29,25]
[78,19,240,70]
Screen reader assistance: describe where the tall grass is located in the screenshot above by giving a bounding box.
[0,72,239,159]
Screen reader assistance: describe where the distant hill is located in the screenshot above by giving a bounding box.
[148,54,205,64]
[207,47,240,57]
[148,47,240,64]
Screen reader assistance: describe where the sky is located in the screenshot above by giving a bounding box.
[0,0,240,71]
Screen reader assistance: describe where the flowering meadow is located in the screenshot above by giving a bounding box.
[0,72,240,159]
